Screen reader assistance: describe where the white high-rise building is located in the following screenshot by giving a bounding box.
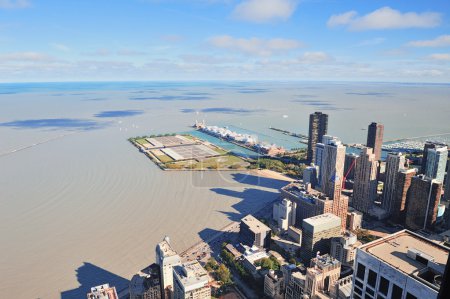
[382,152,406,214]
[352,230,449,299]
[156,236,181,298]
[319,136,346,201]
[173,261,211,299]
[273,198,296,231]
[315,143,325,188]
[425,146,448,183]
[303,165,319,188]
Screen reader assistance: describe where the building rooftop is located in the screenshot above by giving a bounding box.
[173,260,209,291]
[87,284,118,299]
[282,182,329,204]
[157,237,178,257]
[302,213,341,232]
[241,214,270,234]
[360,230,450,290]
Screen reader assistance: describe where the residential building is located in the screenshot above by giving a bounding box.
[305,254,342,297]
[353,147,378,214]
[424,146,448,183]
[404,175,443,231]
[239,214,271,249]
[87,284,119,299]
[366,122,384,161]
[264,270,284,299]
[346,209,363,231]
[273,198,296,231]
[330,231,361,266]
[315,143,325,188]
[173,261,210,299]
[421,141,447,175]
[352,230,450,299]
[301,213,342,261]
[382,152,406,214]
[156,237,181,299]
[307,111,328,163]
[303,165,319,188]
[281,182,348,230]
[391,168,416,223]
[130,264,162,299]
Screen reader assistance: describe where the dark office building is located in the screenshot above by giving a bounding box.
[307,112,328,163]
[239,214,271,249]
[366,122,384,161]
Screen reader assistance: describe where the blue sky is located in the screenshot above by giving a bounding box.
[0,0,449,82]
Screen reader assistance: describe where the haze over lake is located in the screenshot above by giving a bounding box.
[0,81,449,298]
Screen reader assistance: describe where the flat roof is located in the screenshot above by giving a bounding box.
[302,213,341,232]
[173,260,209,289]
[161,144,219,161]
[157,239,178,257]
[360,230,449,276]
[241,214,270,234]
[146,135,195,148]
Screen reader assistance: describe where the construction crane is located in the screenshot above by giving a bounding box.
[342,159,357,189]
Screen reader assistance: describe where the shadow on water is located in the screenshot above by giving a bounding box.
[60,262,129,299]
[94,110,144,118]
[0,118,106,130]
[230,173,289,190]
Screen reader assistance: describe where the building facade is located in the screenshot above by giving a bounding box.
[173,261,210,299]
[351,230,449,299]
[264,270,284,299]
[366,122,384,161]
[330,231,361,266]
[303,165,319,188]
[344,153,358,182]
[156,237,182,299]
[421,141,447,175]
[404,175,443,231]
[301,213,342,261]
[353,147,378,214]
[273,198,296,232]
[129,264,162,299]
[424,146,448,183]
[382,152,406,214]
[307,111,328,163]
[346,209,363,231]
[391,168,416,223]
[239,214,271,249]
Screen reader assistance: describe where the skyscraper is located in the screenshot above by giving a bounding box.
[366,122,384,161]
[315,143,325,188]
[173,261,211,299]
[391,168,416,223]
[424,146,448,183]
[421,142,446,173]
[404,175,443,231]
[382,152,406,214]
[445,166,450,202]
[307,112,328,162]
[156,237,181,299]
[352,147,378,214]
[344,153,358,182]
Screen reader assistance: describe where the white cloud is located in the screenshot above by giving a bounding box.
[233,0,297,23]
[209,35,302,56]
[428,53,450,61]
[327,7,441,31]
[50,43,70,52]
[408,35,450,47]
[0,52,54,62]
[299,51,331,63]
[357,37,385,47]
[0,0,30,9]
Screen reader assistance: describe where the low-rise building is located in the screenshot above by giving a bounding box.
[305,254,341,297]
[242,246,270,277]
[129,264,162,299]
[173,260,211,299]
[352,230,450,299]
[330,231,361,267]
[346,209,362,231]
[285,268,307,299]
[87,284,119,299]
[330,275,353,299]
[239,214,271,249]
[288,225,302,244]
[264,270,284,299]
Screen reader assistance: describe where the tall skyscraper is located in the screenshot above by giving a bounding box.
[366,122,384,161]
[307,112,328,162]
[315,143,325,187]
[445,166,450,202]
[344,153,358,181]
[404,175,443,231]
[156,237,181,299]
[421,141,447,174]
[352,147,378,213]
[424,146,448,183]
[382,152,406,214]
[352,230,449,299]
[391,168,416,223]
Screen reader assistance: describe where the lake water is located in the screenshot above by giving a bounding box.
[0,81,449,298]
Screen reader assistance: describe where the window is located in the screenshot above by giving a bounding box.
[368,269,377,287]
[366,287,375,296]
[355,279,364,288]
[354,295,362,299]
[354,286,363,295]
[392,284,403,299]
[406,293,417,299]
[357,263,366,280]
[378,276,389,295]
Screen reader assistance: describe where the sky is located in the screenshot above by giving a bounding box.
[0,0,449,82]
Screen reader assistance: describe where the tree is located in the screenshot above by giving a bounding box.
[216,264,232,285]
[205,257,219,271]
